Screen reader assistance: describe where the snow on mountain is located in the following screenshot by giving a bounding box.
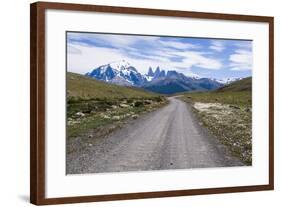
[85,64,117,82]
[142,69,223,94]
[144,74,154,82]
[109,59,131,71]
[86,60,146,86]
[214,77,243,85]
[189,74,201,80]
[85,60,227,94]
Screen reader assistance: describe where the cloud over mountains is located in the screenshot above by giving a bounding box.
[67,32,252,79]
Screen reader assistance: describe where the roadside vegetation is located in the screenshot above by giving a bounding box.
[67,72,167,138]
[181,78,252,165]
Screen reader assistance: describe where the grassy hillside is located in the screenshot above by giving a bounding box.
[182,91,251,107]
[66,72,166,138]
[67,72,158,101]
[182,77,252,106]
[180,77,252,165]
[216,77,252,92]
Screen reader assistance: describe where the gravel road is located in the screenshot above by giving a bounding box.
[66,97,243,174]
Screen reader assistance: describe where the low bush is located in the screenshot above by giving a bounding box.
[154,96,163,102]
[134,101,144,107]
[126,99,134,104]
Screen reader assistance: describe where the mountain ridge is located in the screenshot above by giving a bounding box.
[85,60,246,94]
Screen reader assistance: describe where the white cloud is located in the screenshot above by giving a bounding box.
[158,40,199,50]
[67,33,225,77]
[235,41,252,50]
[67,45,81,54]
[67,43,223,75]
[67,44,172,74]
[174,67,202,78]
[229,49,252,71]
[67,44,124,74]
[168,51,222,70]
[184,52,222,70]
[68,32,160,49]
[209,40,225,52]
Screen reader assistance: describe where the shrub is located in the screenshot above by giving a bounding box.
[154,96,163,102]
[134,101,143,107]
[127,99,134,104]
[67,96,83,104]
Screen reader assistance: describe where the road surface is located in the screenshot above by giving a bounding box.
[67,97,243,174]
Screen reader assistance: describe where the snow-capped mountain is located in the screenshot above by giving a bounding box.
[85,60,236,94]
[144,67,155,82]
[142,68,223,94]
[85,60,147,86]
[144,66,165,82]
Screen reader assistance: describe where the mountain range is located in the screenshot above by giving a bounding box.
[85,60,239,94]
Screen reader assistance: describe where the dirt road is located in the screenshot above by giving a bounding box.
[67,97,243,174]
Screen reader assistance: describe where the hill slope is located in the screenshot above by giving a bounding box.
[67,72,158,100]
[67,72,166,138]
[216,77,252,92]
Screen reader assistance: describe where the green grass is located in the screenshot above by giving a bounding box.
[182,91,252,107]
[67,100,166,137]
[217,77,252,92]
[67,72,159,101]
[66,72,167,138]
[68,114,114,137]
[68,106,141,137]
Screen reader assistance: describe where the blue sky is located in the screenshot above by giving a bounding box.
[67,32,252,79]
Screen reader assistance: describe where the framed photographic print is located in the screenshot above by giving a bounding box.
[30,1,274,205]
